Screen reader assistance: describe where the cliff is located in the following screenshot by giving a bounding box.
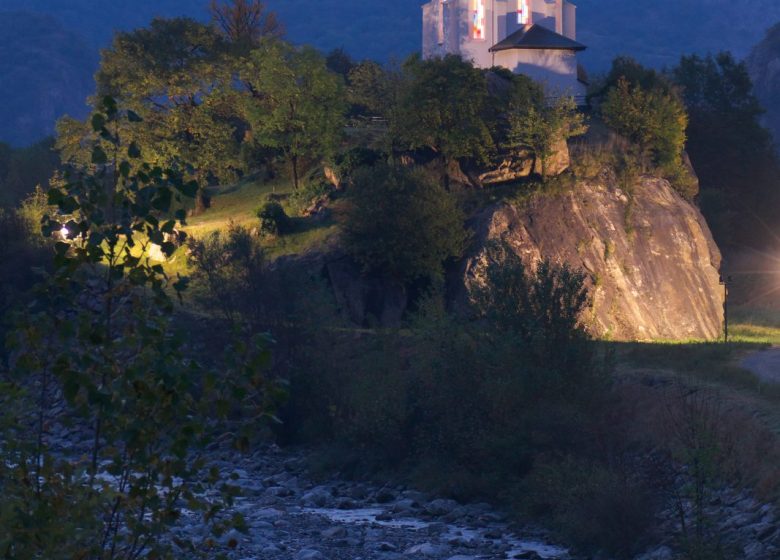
[459,170,724,341]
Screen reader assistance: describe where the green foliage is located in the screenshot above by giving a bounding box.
[522,456,656,557]
[60,17,242,210]
[601,72,695,198]
[286,284,620,548]
[187,224,266,324]
[0,98,273,559]
[257,200,292,236]
[393,54,495,163]
[602,77,688,168]
[506,96,587,177]
[347,60,393,117]
[240,40,347,189]
[342,164,467,283]
[673,52,780,248]
[473,241,593,379]
[332,146,383,180]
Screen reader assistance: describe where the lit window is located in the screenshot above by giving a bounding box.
[472,0,485,40]
[517,0,529,25]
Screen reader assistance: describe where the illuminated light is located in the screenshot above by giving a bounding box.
[517,0,529,25]
[472,0,485,40]
[60,226,70,238]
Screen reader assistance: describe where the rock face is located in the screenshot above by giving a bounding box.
[460,170,724,341]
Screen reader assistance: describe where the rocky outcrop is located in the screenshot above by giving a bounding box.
[459,170,724,341]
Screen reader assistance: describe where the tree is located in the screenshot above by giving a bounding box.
[506,96,587,177]
[347,60,395,117]
[240,41,346,189]
[326,47,355,78]
[602,77,688,171]
[84,18,241,211]
[473,240,591,374]
[673,52,780,248]
[1,97,273,558]
[210,0,283,51]
[343,164,467,283]
[393,54,495,164]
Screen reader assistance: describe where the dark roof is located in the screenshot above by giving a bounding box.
[489,24,586,53]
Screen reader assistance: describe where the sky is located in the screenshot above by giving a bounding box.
[2,0,780,145]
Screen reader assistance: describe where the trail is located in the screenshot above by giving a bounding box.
[741,346,780,384]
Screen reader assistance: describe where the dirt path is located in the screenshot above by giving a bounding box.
[741,346,780,384]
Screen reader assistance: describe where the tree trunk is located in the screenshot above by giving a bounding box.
[291,155,299,190]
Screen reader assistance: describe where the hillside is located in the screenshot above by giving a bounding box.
[747,23,780,151]
[0,11,96,146]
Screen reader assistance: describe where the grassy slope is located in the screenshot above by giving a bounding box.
[615,307,780,432]
[160,177,340,278]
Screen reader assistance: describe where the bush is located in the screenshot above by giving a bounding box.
[601,77,696,199]
[257,200,292,236]
[187,224,266,324]
[342,164,468,283]
[333,147,383,180]
[602,77,688,168]
[0,100,273,558]
[288,180,333,216]
[473,241,594,380]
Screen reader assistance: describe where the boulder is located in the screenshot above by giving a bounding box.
[534,138,570,177]
[478,153,534,185]
[457,169,724,341]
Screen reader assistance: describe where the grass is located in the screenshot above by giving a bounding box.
[730,307,780,345]
[159,175,341,273]
[185,177,289,236]
[612,305,780,441]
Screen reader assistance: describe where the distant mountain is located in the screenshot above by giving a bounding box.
[747,24,780,149]
[0,11,96,147]
[2,0,780,146]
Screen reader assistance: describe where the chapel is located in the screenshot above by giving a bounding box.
[422,0,588,103]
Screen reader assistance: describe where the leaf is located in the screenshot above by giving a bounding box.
[127,110,143,122]
[180,180,199,198]
[152,189,173,212]
[128,142,142,159]
[161,242,176,257]
[119,161,131,178]
[102,96,118,116]
[92,146,108,165]
[91,113,107,132]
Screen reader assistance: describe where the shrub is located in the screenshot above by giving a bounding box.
[342,164,468,283]
[187,224,266,324]
[288,180,333,216]
[333,146,383,180]
[505,96,588,177]
[257,200,292,236]
[472,241,594,381]
[0,98,273,558]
